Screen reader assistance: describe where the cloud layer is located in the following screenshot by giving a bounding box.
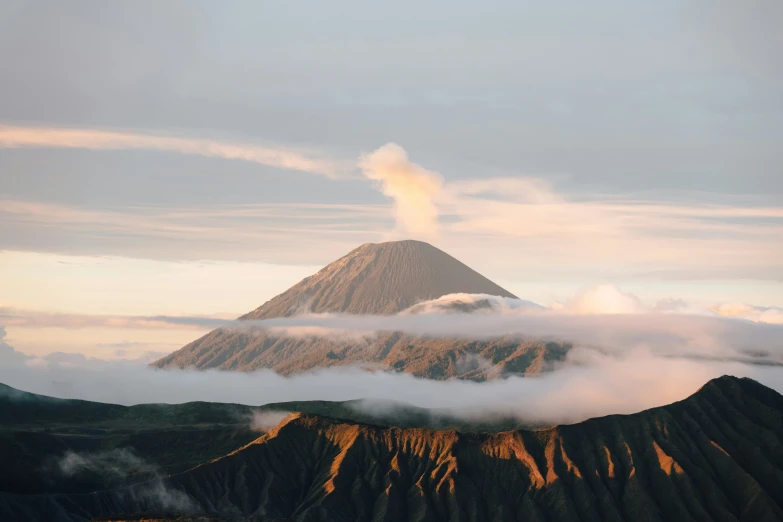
[0,125,348,178]
[3,290,783,426]
[1,340,782,427]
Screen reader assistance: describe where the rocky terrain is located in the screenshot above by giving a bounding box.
[154,331,570,377]
[153,241,574,377]
[1,376,782,521]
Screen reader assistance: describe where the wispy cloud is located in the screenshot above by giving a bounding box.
[710,303,783,325]
[0,124,351,178]
[0,307,227,331]
[0,199,390,263]
[1,136,781,282]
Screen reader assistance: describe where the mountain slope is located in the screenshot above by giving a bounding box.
[240,240,517,318]
[154,331,570,376]
[153,241,538,374]
[2,376,782,521]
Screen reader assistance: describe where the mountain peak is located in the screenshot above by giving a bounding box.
[240,240,516,318]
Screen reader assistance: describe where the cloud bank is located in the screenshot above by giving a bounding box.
[2,292,783,426]
[1,341,782,427]
[219,290,783,364]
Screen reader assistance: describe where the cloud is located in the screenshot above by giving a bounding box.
[0,124,349,178]
[1,179,780,281]
[711,303,783,325]
[55,448,198,513]
[2,296,783,425]
[0,308,227,330]
[214,291,783,369]
[0,199,388,264]
[567,285,645,314]
[57,448,156,478]
[250,410,291,431]
[0,339,782,427]
[358,143,444,238]
[402,292,543,314]
[4,290,783,427]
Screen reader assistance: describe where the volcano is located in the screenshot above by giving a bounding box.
[152,241,568,377]
[240,240,517,317]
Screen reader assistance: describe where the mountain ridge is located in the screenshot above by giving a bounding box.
[2,375,782,521]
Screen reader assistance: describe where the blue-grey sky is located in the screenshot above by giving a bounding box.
[0,1,782,358]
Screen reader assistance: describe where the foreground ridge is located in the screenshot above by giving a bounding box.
[1,376,782,521]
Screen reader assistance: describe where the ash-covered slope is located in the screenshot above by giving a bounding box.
[240,240,517,318]
[153,241,532,374]
[3,376,782,522]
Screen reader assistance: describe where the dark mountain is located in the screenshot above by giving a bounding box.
[152,241,567,376]
[0,383,535,499]
[2,376,783,521]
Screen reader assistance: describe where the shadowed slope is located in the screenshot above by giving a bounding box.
[2,376,782,521]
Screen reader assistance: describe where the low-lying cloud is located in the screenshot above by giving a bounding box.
[55,448,198,513]
[58,448,156,478]
[250,410,292,431]
[221,293,783,366]
[3,288,783,426]
[1,339,782,427]
[5,287,781,335]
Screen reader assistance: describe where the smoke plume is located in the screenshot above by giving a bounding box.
[358,143,444,238]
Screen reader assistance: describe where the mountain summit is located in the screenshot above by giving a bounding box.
[241,240,516,318]
[153,241,562,376]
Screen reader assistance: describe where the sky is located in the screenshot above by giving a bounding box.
[1,1,782,360]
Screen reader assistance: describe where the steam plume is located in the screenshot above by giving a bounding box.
[358,143,444,238]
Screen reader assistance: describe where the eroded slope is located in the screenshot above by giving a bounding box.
[2,376,781,522]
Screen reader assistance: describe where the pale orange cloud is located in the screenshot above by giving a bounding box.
[358,143,444,239]
[0,124,349,178]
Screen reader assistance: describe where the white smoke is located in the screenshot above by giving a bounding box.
[358,143,444,238]
[250,410,291,431]
[57,448,156,478]
[55,448,199,512]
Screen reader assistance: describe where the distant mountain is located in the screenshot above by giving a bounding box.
[2,376,782,521]
[153,241,569,376]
